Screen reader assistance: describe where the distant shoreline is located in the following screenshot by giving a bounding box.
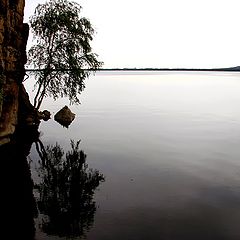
[25,67,240,72]
[98,68,240,72]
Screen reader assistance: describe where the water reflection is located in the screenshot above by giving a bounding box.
[0,125,105,239]
[34,139,105,238]
[0,126,38,239]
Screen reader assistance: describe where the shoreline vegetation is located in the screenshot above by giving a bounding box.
[25,66,240,72]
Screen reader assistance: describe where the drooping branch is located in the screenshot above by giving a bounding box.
[27,0,103,110]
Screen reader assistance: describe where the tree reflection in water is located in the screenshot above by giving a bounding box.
[34,140,105,238]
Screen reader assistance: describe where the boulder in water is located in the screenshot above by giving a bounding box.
[54,106,75,127]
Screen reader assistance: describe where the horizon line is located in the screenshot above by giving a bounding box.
[25,66,240,72]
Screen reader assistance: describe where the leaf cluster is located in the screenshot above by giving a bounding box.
[27,0,103,108]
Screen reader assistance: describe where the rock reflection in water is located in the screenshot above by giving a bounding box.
[0,126,39,240]
[34,139,105,238]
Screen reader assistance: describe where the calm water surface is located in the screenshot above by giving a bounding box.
[27,71,240,239]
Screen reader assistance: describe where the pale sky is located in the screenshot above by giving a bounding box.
[24,0,240,69]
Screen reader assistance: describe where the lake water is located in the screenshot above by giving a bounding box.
[26,71,240,239]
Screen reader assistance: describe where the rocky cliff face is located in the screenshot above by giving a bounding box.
[0,0,29,144]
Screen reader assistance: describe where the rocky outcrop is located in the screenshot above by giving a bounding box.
[54,106,75,128]
[0,0,29,144]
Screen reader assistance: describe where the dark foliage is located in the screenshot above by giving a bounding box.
[27,0,103,109]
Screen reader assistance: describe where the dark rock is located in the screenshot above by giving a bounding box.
[18,84,35,125]
[38,110,51,121]
[0,0,29,145]
[54,106,75,127]
[42,110,51,121]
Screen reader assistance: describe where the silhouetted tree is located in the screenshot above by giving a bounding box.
[27,0,103,110]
